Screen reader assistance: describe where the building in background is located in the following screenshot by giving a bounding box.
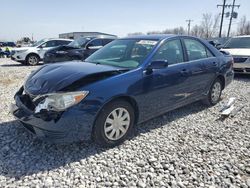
[59,32,117,40]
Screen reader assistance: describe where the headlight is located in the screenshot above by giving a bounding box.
[56,51,68,54]
[16,49,28,53]
[34,91,89,113]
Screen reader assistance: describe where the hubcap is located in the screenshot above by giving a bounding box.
[104,108,130,141]
[211,82,221,103]
[28,56,38,65]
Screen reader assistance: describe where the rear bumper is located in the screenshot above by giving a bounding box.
[11,87,97,143]
[233,63,250,74]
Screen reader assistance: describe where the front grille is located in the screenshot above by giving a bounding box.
[19,94,36,111]
[233,57,248,63]
[245,68,250,72]
[234,68,244,72]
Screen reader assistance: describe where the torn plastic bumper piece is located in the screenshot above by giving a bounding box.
[11,86,96,143]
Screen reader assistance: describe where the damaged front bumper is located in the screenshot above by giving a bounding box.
[11,87,97,143]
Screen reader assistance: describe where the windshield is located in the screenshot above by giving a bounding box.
[223,37,250,49]
[68,37,92,48]
[85,39,158,68]
[31,39,46,47]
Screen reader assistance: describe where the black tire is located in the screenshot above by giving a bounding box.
[26,54,39,65]
[93,100,135,147]
[203,78,223,106]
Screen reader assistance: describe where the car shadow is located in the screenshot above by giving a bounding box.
[0,101,207,179]
[234,74,250,82]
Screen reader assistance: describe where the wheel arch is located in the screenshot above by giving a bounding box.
[25,52,41,61]
[217,74,225,90]
[91,95,140,139]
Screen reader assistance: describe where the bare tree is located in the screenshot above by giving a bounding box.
[201,13,214,38]
[190,13,220,38]
[147,31,162,35]
[212,14,220,37]
[237,16,250,35]
[127,32,145,36]
[147,27,185,35]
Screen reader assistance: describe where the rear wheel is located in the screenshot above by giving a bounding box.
[26,54,39,65]
[203,78,222,106]
[93,100,135,147]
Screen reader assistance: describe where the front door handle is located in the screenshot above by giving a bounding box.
[212,62,218,66]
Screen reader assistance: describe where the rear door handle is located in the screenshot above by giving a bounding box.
[180,69,190,76]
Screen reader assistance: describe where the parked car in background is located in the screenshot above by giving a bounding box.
[11,38,73,65]
[0,42,16,47]
[207,37,230,49]
[43,36,116,64]
[221,35,250,74]
[11,35,234,147]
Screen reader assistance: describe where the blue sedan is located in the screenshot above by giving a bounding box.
[11,35,234,147]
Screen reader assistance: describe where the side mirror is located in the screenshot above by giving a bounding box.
[148,60,168,70]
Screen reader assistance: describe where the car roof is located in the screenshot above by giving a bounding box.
[122,34,178,40]
[232,35,250,38]
[44,38,73,41]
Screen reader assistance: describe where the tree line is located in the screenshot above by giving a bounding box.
[128,14,250,38]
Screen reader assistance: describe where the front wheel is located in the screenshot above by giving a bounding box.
[203,78,223,106]
[93,100,135,147]
[26,54,39,65]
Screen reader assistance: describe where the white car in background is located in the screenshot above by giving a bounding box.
[221,35,250,74]
[11,38,72,65]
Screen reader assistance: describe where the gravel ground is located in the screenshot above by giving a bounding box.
[0,58,249,188]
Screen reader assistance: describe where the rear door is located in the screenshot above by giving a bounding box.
[37,40,58,58]
[182,38,218,98]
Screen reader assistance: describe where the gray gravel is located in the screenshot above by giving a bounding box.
[0,58,250,187]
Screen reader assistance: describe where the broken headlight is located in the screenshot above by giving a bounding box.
[34,91,89,113]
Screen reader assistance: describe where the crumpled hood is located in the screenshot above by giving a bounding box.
[24,61,126,96]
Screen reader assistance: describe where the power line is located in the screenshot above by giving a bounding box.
[227,0,240,37]
[217,0,240,37]
[186,19,193,35]
[217,0,227,37]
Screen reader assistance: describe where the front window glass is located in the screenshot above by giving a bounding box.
[41,40,57,48]
[87,39,103,47]
[151,39,184,65]
[68,37,92,48]
[86,39,158,68]
[31,39,46,47]
[223,37,250,48]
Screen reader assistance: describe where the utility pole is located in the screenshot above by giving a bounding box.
[186,19,193,35]
[217,0,226,37]
[227,0,240,37]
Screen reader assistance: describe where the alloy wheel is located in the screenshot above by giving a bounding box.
[28,55,38,65]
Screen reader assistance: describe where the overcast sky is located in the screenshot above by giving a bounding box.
[1,0,250,41]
